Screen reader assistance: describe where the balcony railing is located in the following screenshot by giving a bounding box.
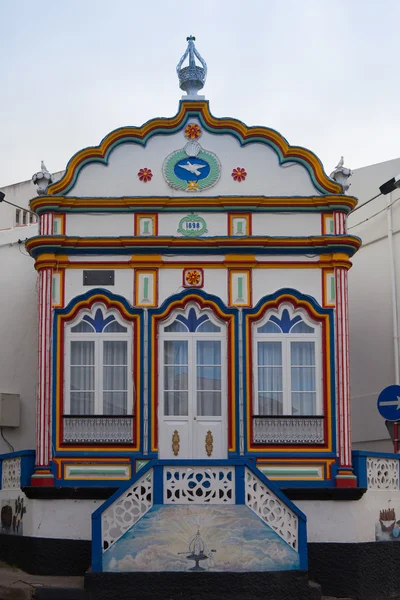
[252,416,325,445]
[63,416,134,444]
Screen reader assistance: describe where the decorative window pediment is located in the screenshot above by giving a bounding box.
[163,306,221,334]
[257,308,315,335]
[70,307,127,334]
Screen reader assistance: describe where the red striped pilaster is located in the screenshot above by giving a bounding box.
[334,211,347,234]
[335,266,356,487]
[40,212,54,236]
[31,266,54,486]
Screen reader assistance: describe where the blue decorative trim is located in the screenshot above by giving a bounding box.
[352,451,400,489]
[52,289,144,463]
[27,235,361,259]
[270,309,302,333]
[352,450,400,459]
[176,308,209,332]
[82,309,115,332]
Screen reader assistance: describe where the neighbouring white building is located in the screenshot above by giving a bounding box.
[348,157,400,452]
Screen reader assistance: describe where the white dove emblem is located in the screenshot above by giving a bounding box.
[178,161,207,176]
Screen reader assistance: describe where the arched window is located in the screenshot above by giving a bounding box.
[253,304,322,416]
[160,305,225,419]
[64,303,133,416]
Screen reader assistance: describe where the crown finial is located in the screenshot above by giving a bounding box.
[177,36,207,100]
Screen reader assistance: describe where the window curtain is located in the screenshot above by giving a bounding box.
[103,341,128,415]
[164,340,189,416]
[291,341,316,415]
[197,340,221,416]
[257,341,283,415]
[70,341,95,414]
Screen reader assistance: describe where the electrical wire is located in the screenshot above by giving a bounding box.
[349,192,382,215]
[0,428,14,453]
[348,196,400,230]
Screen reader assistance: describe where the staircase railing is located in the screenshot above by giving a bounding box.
[92,459,307,572]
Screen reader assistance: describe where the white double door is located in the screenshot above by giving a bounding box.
[158,334,227,459]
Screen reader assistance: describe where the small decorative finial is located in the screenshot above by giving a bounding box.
[330,156,352,194]
[32,161,53,196]
[177,36,207,99]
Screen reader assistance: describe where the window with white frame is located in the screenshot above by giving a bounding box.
[64,304,133,416]
[253,305,322,416]
[159,305,226,418]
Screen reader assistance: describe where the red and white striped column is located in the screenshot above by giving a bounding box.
[334,211,346,235]
[335,265,357,487]
[31,212,55,485]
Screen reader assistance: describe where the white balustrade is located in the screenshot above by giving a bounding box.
[367,457,399,490]
[102,469,153,552]
[2,457,21,490]
[253,417,324,444]
[63,417,134,444]
[245,467,298,550]
[164,466,235,504]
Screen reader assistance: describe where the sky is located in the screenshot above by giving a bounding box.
[1,0,400,187]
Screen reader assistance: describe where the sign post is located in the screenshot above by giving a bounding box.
[377,385,400,453]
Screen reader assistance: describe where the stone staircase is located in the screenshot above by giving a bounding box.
[85,459,320,599]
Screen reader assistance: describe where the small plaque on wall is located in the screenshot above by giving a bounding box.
[83,270,115,286]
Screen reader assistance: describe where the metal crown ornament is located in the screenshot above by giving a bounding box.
[176,36,207,99]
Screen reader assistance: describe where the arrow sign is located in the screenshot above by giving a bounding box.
[377,385,400,421]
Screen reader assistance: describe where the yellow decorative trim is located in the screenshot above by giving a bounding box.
[31,195,357,214]
[46,101,342,196]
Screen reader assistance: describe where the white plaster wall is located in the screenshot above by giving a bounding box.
[64,268,134,306]
[68,254,131,263]
[66,211,323,239]
[27,498,101,540]
[252,268,322,306]
[348,157,400,451]
[158,268,228,305]
[0,490,99,540]
[66,120,322,199]
[64,265,321,310]
[251,213,321,237]
[66,214,135,237]
[0,226,38,453]
[297,488,400,543]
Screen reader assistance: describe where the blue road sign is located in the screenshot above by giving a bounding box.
[377,385,400,421]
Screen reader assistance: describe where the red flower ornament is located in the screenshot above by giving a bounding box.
[138,168,153,183]
[185,123,201,139]
[232,168,247,182]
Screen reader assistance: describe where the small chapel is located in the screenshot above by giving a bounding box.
[2,36,400,600]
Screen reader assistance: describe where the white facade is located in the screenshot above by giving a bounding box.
[348,157,400,451]
[0,171,63,230]
[0,226,38,453]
